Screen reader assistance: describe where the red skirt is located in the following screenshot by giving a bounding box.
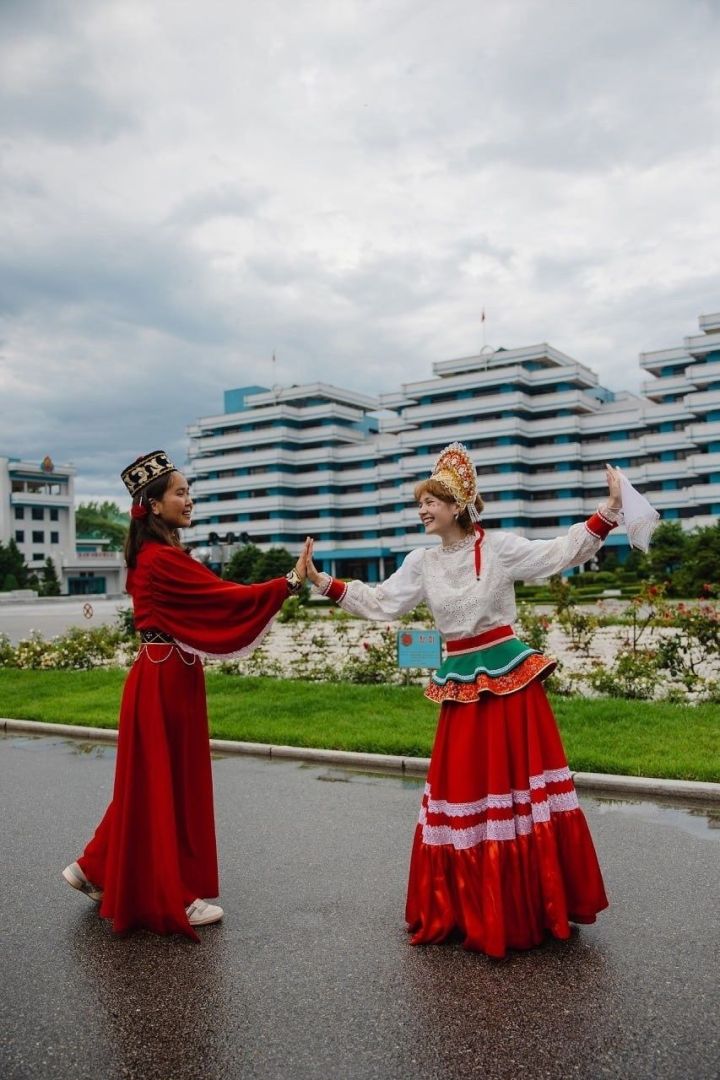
[78,646,218,940]
[406,679,608,957]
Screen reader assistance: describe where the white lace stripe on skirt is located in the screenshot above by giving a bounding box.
[422,817,535,847]
[422,767,575,818]
[419,770,580,848]
[530,766,572,787]
[420,800,579,848]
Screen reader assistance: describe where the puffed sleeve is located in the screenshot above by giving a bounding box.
[494,507,619,582]
[148,546,289,658]
[315,548,426,620]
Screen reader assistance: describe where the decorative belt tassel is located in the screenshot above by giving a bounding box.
[473,524,485,579]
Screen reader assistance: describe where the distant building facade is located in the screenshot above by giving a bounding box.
[0,455,75,572]
[184,313,720,581]
[0,455,125,595]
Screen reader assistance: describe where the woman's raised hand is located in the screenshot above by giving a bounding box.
[605,464,622,510]
[305,545,322,586]
[294,537,314,582]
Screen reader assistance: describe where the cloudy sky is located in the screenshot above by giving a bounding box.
[1,0,719,503]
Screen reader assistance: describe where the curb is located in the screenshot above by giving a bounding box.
[2,717,720,804]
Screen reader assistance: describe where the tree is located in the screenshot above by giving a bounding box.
[0,539,30,590]
[623,547,648,576]
[75,501,128,550]
[674,521,720,597]
[224,543,262,584]
[251,546,295,583]
[647,520,687,580]
[40,557,61,597]
[599,549,618,572]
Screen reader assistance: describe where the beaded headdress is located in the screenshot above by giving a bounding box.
[121,450,176,499]
[430,442,481,523]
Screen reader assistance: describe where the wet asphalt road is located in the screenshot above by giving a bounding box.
[1,734,719,1080]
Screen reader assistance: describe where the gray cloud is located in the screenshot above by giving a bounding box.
[0,0,137,143]
[165,183,268,228]
[0,0,88,36]
[0,80,135,144]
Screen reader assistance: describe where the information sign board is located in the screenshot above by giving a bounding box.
[396,629,442,669]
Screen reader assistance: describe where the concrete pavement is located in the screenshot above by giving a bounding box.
[1,732,719,1080]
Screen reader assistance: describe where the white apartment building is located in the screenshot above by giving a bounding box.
[0,455,75,573]
[185,314,720,580]
[0,455,124,594]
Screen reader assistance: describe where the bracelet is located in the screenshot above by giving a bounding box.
[285,569,303,595]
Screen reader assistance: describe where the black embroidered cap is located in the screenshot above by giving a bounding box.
[121,450,176,498]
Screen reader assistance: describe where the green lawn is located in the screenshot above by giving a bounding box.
[1,668,718,782]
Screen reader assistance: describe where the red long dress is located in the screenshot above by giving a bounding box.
[78,541,288,940]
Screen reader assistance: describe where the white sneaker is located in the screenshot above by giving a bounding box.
[62,861,103,903]
[185,898,223,926]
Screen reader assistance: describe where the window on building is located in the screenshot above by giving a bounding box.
[15,530,24,542]
[32,530,44,543]
[50,508,59,521]
[31,507,44,521]
[14,506,24,519]
[50,531,59,544]
[33,552,44,561]
[680,504,711,518]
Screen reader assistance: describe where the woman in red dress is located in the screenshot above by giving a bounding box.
[307,443,622,958]
[62,450,310,940]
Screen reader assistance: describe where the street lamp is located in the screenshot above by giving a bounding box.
[202,530,253,574]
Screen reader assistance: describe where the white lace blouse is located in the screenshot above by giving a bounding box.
[317,507,619,642]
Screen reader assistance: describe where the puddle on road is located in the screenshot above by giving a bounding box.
[1,732,116,758]
[304,762,425,791]
[1,731,237,762]
[593,795,720,841]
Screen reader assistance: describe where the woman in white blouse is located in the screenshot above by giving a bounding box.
[307,442,623,958]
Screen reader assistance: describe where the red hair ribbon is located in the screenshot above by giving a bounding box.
[474,523,485,580]
[131,503,148,519]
